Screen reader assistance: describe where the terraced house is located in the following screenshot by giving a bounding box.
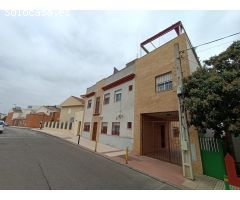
[82,21,203,178]
[82,61,135,150]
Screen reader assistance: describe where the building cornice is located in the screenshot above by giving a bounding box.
[85,92,95,98]
[102,73,135,91]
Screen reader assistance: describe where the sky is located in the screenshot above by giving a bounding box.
[0,10,240,113]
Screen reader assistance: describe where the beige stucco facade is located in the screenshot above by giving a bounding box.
[59,96,85,135]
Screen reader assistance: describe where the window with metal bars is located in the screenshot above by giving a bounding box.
[156,72,173,92]
[103,93,110,105]
[87,99,92,109]
[84,122,90,132]
[101,122,108,134]
[114,89,122,102]
[112,122,120,136]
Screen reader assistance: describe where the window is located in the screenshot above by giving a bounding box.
[68,108,71,114]
[87,99,92,109]
[127,122,132,129]
[129,85,133,91]
[56,122,59,128]
[112,122,120,136]
[103,93,110,105]
[156,72,173,92]
[114,89,122,102]
[95,97,100,114]
[101,122,108,134]
[84,122,90,132]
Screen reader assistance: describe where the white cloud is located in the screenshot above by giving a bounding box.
[0,11,239,113]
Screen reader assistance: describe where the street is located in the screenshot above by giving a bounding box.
[0,127,178,190]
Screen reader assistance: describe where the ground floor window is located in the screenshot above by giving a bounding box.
[112,122,120,136]
[127,122,132,129]
[101,122,108,134]
[84,122,90,132]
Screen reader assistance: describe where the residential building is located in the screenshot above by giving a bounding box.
[58,96,85,135]
[6,105,60,128]
[82,61,135,150]
[133,21,202,176]
[81,21,203,178]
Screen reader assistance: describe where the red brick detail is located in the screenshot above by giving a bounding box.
[102,73,135,91]
[225,153,240,187]
[24,111,60,128]
[85,92,95,98]
[6,112,13,125]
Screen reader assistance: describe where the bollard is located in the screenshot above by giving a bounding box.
[94,141,97,152]
[77,135,80,145]
[224,175,230,190]
[125,146,128,164]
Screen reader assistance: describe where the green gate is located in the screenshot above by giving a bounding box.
[199,137,226,180]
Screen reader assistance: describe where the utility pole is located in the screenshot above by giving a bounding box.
[174,43,194,180]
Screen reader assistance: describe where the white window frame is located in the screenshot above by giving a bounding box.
[156,72,173,92]
[114,89,122,102]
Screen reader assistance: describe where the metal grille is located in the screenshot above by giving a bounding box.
[142,120,182,166]
[199,137,220,153]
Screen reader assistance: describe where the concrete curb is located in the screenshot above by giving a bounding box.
[32,129,186,190]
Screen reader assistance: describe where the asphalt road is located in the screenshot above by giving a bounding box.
[0,127,178,190]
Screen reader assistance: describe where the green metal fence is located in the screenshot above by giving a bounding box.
[199,137,226,180]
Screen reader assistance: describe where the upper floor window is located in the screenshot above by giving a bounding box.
[103,93,110,105]
[87,99,92,109]
[114,89,122,102]
[101,122,108,134]
[95,97,100,114]
[129,85,133,91]
[156,72,173,92]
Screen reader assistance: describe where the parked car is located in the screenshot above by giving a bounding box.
[0,121,4,133]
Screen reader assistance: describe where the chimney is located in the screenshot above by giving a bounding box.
[113,67,119,74]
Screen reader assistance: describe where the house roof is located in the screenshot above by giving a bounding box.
[43,106,61,112]
[60,96,84,107]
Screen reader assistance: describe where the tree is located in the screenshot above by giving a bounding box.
[184,41,240,139]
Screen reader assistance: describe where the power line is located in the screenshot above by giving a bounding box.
[197,38,239,53]
[181,32,240,52]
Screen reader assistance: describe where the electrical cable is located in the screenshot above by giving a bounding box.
[181,32,240,52]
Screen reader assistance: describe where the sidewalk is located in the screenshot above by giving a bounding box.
[32,128,225,190]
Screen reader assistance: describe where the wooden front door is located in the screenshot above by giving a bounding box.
[92,122,97,141]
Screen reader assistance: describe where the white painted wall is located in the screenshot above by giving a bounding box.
[12,112,22,119]
[186,40,200,74]
[36,106,51,115]
[99,65,135,150]
[81,97,94,139]
[72,110,84,135]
